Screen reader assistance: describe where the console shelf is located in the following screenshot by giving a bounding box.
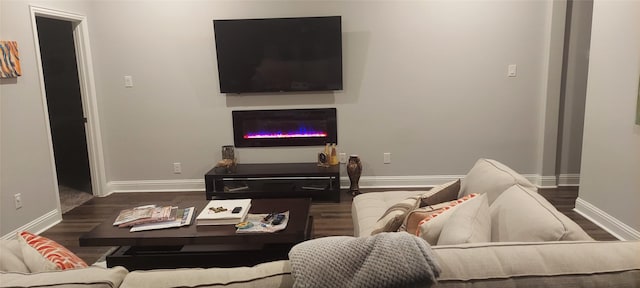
[204,163,341,202]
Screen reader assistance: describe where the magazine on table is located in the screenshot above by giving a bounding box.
[113,205,156,226]
[118,205,177,227]
[129,207,196,232]
[235,211,289,234]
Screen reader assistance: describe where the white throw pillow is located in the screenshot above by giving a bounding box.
[437,193,491,245]
[459,158,537,204]
[417,193,478,245]
[489,185,592,242]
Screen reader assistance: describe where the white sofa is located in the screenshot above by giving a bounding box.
[2,159,639,287]
[351,158,640,287]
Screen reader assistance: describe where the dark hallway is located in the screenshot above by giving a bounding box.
[36,16,93,212]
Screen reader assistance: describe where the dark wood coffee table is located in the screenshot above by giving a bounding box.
[79,198,312,270]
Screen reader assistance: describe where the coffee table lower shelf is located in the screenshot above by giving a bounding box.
[106,243,294,270]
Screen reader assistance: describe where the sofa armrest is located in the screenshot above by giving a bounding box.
[119,260,292,288]
[0,266,128,288]
[352,190,427,236]
[432,241,640,287]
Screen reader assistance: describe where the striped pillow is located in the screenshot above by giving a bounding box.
[370,195,421,235]
[18,231,88,272]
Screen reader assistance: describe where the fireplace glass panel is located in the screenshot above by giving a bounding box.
[232,108,337,147]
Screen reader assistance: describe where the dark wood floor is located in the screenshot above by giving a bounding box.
[40,186,617,265]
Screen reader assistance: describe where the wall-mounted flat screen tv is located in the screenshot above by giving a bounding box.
[213,16,342,94]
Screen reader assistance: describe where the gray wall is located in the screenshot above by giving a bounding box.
[0,0,587,237]
[578,0,640,236]
[1,0,91,238]
[90,0,551,181]
[557,0,592,182]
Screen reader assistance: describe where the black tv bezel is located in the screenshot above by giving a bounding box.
[213,16,343,94]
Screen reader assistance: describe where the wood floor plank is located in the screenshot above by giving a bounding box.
[40,187,617,265]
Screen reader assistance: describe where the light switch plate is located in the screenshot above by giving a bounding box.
[508,64,517,77]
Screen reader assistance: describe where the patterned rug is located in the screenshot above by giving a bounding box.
[59,185,93,214]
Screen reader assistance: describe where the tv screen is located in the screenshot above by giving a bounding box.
[213,16,342,93]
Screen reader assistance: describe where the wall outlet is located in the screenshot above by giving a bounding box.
[124,75,134,87]
[383,152,391,164]
[173,162,182,174]
[14,193,22,209]
[339,153,347,163]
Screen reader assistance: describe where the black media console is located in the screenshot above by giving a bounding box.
[204,163,341,202]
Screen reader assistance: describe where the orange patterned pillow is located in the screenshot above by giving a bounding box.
[18,231,88,272]
[415,193,479,244]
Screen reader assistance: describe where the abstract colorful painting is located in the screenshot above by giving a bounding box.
[1,41,22,78]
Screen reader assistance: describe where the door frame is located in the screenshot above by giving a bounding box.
[30,6,107,198]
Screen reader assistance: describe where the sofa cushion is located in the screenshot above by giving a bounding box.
[0,266,128,288]
[459,158,537,204]
[370,195,421,235]
[18,231,88,272]
[432,241,640,287]
[417,193,479,245]
[420,179,461,207]
[352,190,426,237]
[0,240,30,273]
[119,260,292,288]
[438,193,491,245]
[490,185,593,242]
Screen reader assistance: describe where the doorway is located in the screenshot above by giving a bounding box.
[36,16,93,213]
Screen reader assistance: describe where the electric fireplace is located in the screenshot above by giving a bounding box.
[232,108,337,147]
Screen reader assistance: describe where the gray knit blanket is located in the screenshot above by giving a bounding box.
[288,232,440,288]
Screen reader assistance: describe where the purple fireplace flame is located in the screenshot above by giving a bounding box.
[244,132,328,139]
[244,125,328,139]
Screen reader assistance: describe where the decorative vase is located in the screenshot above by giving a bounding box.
[347,155,362,196]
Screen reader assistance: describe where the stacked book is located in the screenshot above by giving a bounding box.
[195,199,251,225]
[113,205,195,232]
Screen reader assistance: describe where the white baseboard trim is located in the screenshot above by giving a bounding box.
[574,197,640,241]
[106,174,558,193]
[1,210,61,240]
[530,175,558,188]
[558,174,580,186]
[107,179,205,193]
[108,176,466,194]
[526,174,580,188]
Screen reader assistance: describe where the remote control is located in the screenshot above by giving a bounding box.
[271,214,285,225]
[231,207,242,214]
[262,212,276,222]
